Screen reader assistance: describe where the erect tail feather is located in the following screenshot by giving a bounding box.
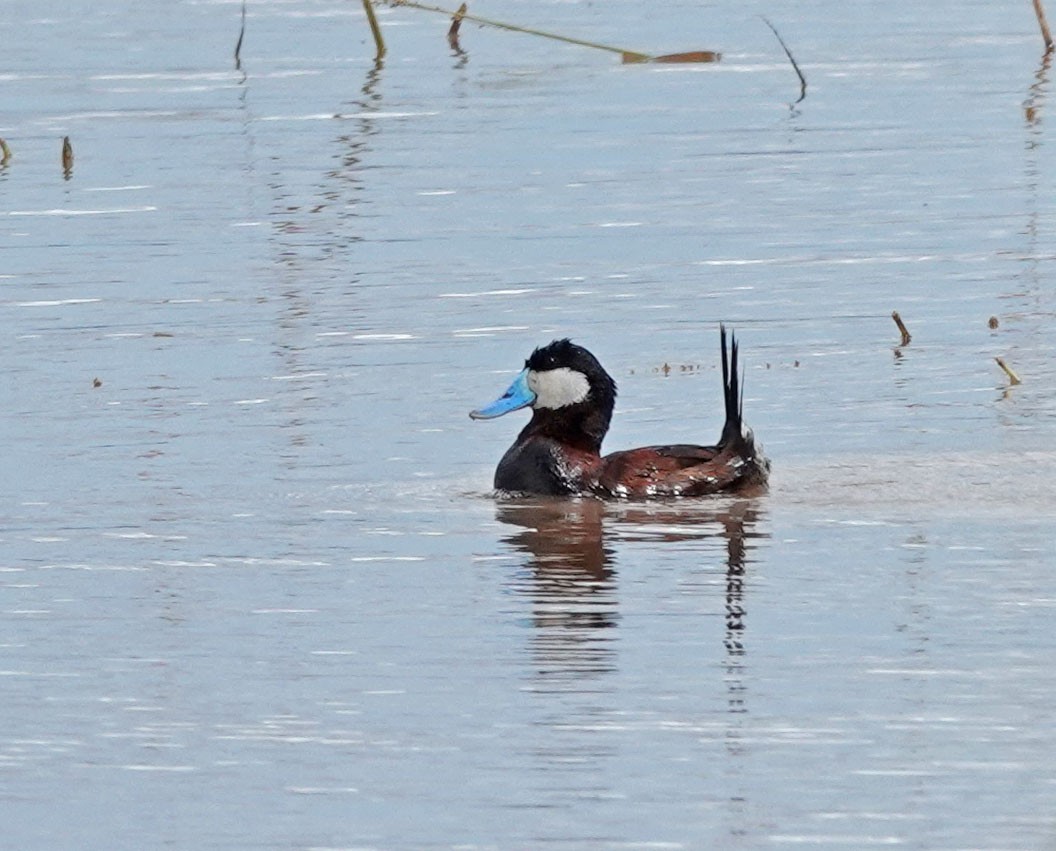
[716,324,770,492]
[719,324,744,448]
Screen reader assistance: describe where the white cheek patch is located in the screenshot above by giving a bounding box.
[528,367,590,410]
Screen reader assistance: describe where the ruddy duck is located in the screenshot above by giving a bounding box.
[470,326,769,498]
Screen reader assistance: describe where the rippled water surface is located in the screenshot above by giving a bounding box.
[3,0,1056,847]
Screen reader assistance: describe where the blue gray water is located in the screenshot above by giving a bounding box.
[2,0,1055,847]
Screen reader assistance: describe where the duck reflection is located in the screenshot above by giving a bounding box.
[495,497,764,689]
[497,498,616,687]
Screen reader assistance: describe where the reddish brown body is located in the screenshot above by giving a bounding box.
[593,443,764,498]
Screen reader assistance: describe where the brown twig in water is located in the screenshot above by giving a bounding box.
[363,0,387,59]
[61,136,74,178]
[995,357,1022,385]
[235,0,247,69]
[641,51,720,64]
[448,2,467,43]
[1033,0,1054,52]
[891,311,911,346]
[761,16,806,104]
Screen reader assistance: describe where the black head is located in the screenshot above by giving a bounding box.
[523,339,617,415]
[470,338,617,452]
[526,338,600,374]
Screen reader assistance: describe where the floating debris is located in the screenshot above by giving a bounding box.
[988,316,1000,330]
[624,50,719,65]
[93,378,102,388]
[651,362,707,375]
[891,311,911,346]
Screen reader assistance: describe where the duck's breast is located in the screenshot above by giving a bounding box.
[494,437,599,495]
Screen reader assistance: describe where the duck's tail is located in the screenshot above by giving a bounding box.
[718,325,770,487]
[719,324,744,447]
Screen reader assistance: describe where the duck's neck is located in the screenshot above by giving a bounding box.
[519,403,611,456]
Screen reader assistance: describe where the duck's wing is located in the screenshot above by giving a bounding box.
[652,444,721,463]
[593,444,729,497]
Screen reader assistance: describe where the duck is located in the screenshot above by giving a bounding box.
[469,326,769,498]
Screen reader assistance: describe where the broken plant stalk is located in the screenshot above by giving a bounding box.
[363,0,387,59]
[386,0,717,63]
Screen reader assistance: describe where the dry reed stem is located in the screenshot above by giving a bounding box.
[389,0,715,63]
[235,0,247,69]
[363,0,387,59]
[1034,0,1054,51]
[448,2,466,40]
[391,0,647,60]
[891,311,911,346]
[995,357,1022,385]
[761,16,806,103]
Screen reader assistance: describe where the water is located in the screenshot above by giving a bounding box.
[2,0,1055,847]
